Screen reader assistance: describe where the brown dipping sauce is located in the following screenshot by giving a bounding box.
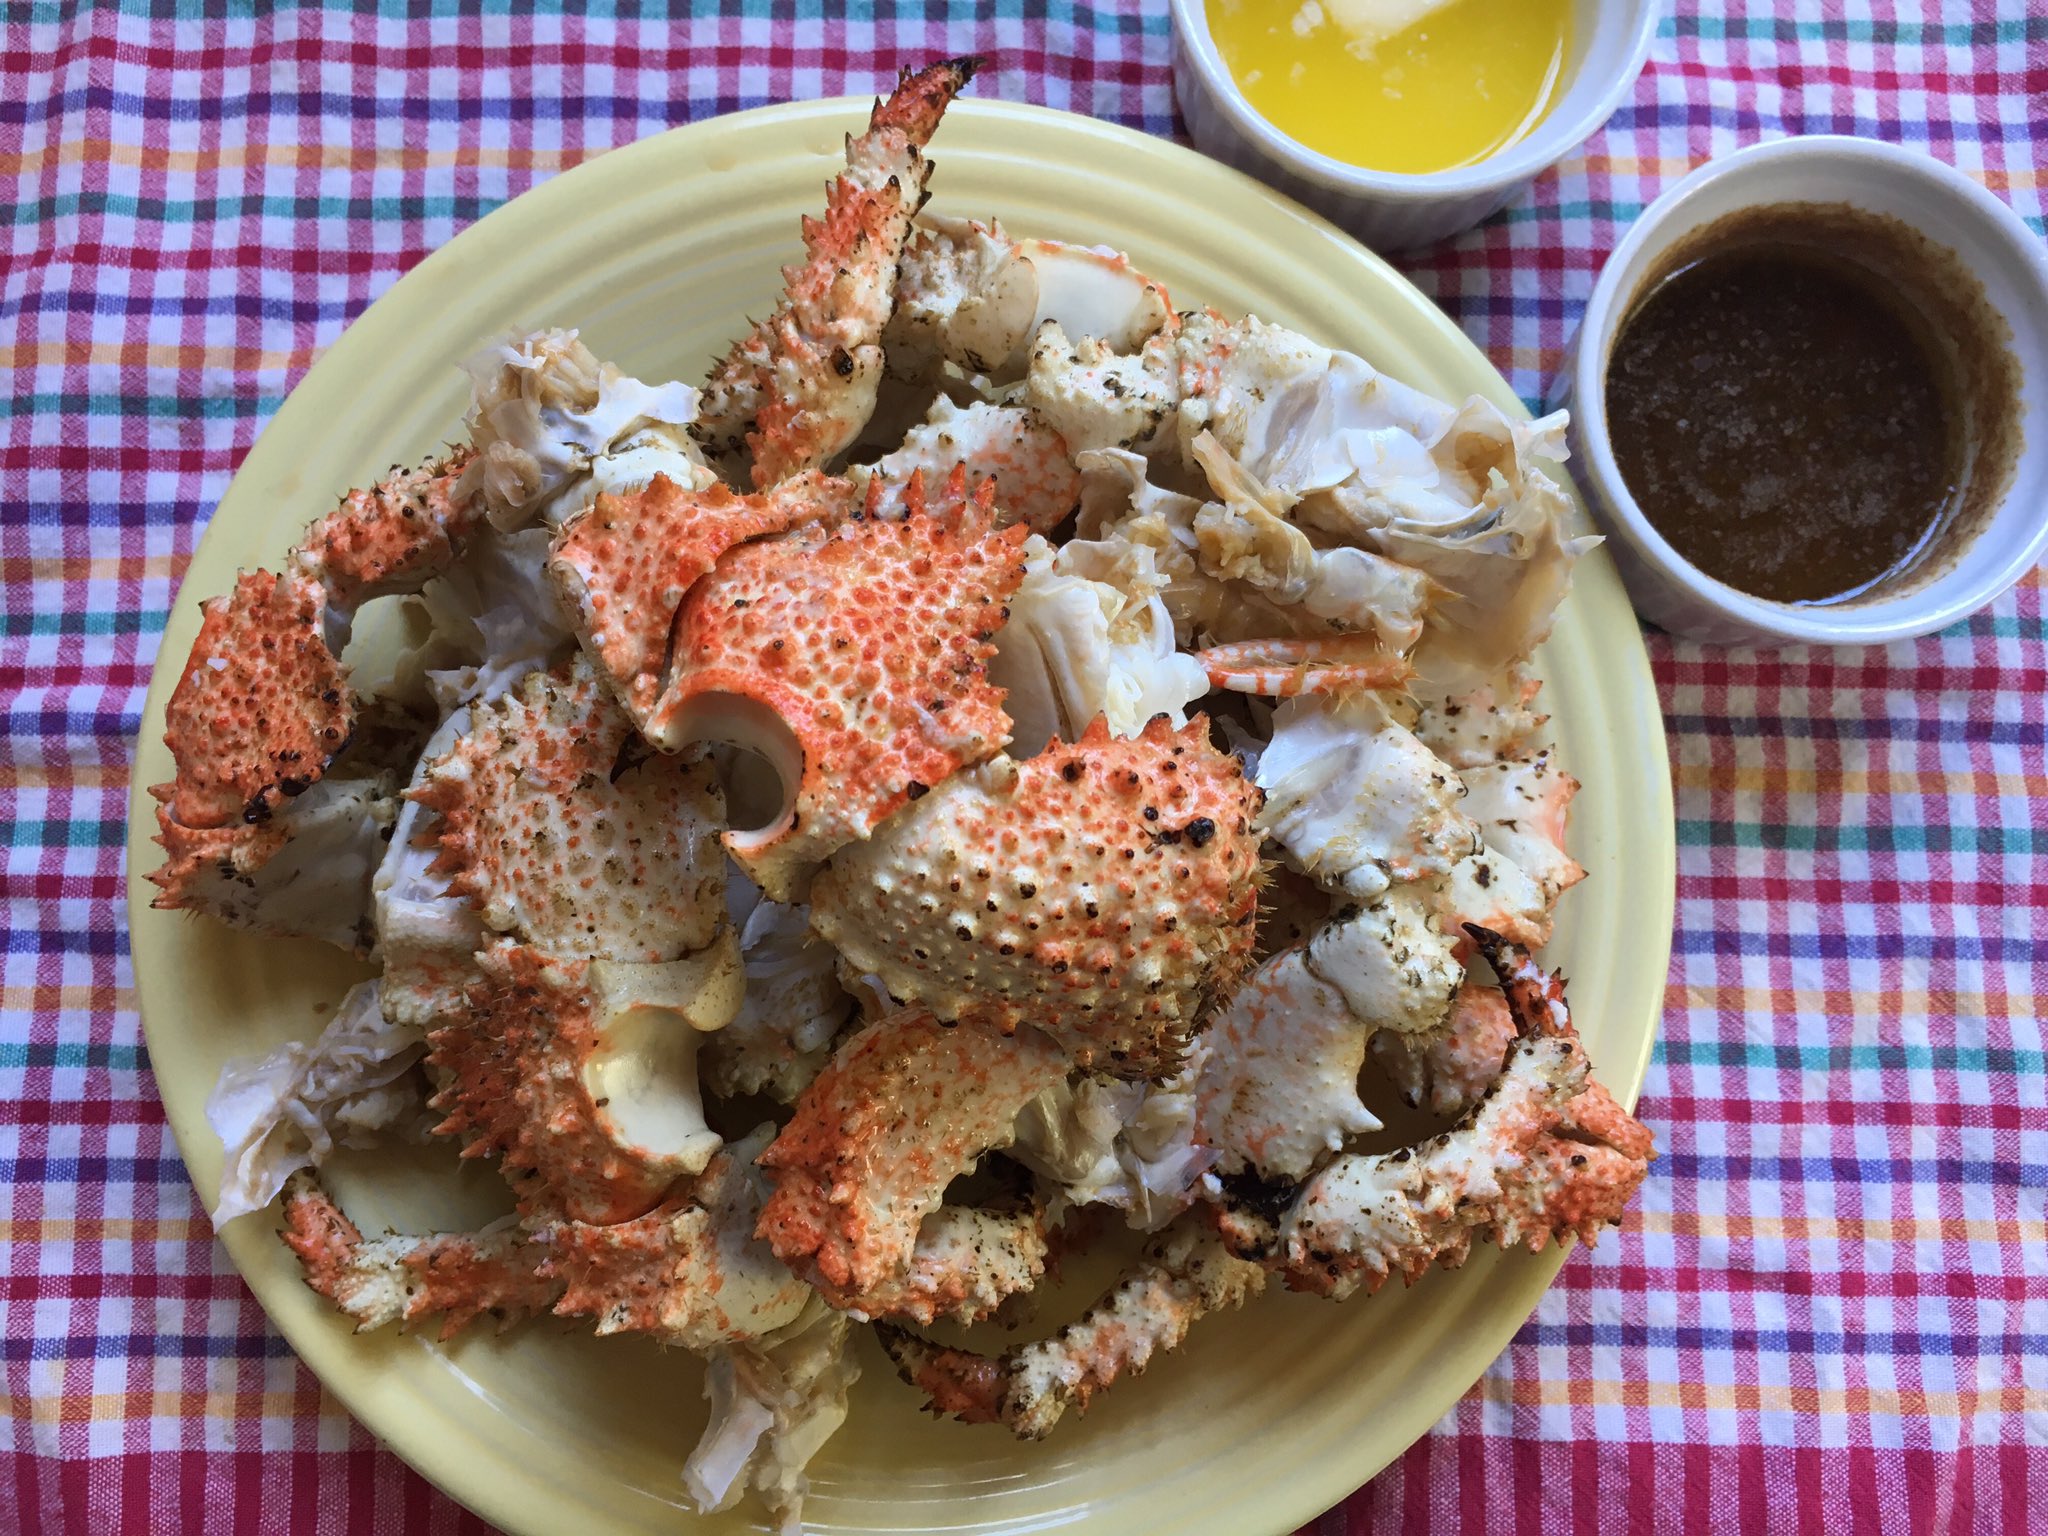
[1604,203,2016,606]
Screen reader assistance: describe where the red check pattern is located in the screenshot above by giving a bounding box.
[1,4,2042,1534]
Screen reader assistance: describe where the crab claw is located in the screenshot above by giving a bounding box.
[754,1009,1066,1309]
[695,57,979,486]
[808,713,1266,1076]
[649,483,1030,901]
[279,1170,560,1341]
[1247,937,1654,1301]
[147,570,399,950]
[427,938,743,1225]
[1193,634,1413,697]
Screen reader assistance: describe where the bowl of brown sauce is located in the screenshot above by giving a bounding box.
[1557,136,2048,646]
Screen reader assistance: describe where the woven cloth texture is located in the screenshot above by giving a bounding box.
[2,3,2042,1533]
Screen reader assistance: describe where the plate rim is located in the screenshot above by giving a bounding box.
[126,93,1675,1536]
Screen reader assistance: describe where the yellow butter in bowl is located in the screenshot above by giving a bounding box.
[1206,0,1573,174]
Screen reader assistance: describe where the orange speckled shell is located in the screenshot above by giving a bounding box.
[547,472,853,728]
[755,1008,1065,1301]
[294,449,482,613]
[153,569,354,832]
[653,495,1029,897]
[809,714,1266,1077]
[279,1175,560,1342]
[426,943,679,1226]
[410,657,726,962]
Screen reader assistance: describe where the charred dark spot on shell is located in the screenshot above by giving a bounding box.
[906,780,929,800]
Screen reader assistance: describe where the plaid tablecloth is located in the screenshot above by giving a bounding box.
[3,3,2042,1533]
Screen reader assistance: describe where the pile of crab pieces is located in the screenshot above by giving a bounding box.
[155,57,1654,1534]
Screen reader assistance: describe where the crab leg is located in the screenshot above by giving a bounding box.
[279,1171,561,1341]
[876,1212,1265,1439]
[1235,932,1653,1300]
[1193,634,1414,698]
[695,58,979,485]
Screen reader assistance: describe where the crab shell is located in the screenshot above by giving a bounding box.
[754,1008,1066,1305]
[409,655,728,962]
[291,448,483,613]
[650,481,1030,901]
[427,941,741,1226]
[545,471,855,731]
[808,713,1266,1076]
[152,569,355,835]
[279,1170,559,1342]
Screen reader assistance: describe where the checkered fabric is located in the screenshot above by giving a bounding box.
[2,2,2041,1532]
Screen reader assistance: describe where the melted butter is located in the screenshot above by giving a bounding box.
[1206,0,1572,174]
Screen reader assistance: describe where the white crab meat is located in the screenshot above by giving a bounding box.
[1305,885,1466,1038]
[699,895,854,1105]
[1255,690,1477,900]
[1011,1054,1210,1230]
[988,534,1209,756]
[683,1300,862,1533]
[1195,949,1382,1181]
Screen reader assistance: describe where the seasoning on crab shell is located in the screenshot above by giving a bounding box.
[807,713,1267,1077]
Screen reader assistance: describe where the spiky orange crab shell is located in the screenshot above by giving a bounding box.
[540,1148,811,1348]
[808,714,1266,1076]
[695,60,976,485]
[279,1172,560,1341]
[651,489,1029,900]
[291,448,482,613]
[427,943,682,1226]
[410,656,726,962]
[755,1008,1066,1304]
[546,471,856,729]
[152,569,355,832]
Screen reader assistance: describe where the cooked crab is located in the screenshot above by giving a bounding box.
[885,215,1176,384]
[647,477,1030,899]
[807,714,1266,1076]
[1232,931,1654,1299]
[876,1212,1265,1439]
[754,1008,1066,1312]
[695,58,978,484]
[170,72,1653,1529]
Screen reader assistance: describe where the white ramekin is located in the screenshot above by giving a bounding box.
[1169,0,1661,252]
[1553,135,2048,648]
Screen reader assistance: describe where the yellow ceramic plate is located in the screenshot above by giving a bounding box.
[127,98,1673,1536]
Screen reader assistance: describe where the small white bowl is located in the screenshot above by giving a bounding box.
[1554,135,2048,647]
[1169,0,1660,251]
